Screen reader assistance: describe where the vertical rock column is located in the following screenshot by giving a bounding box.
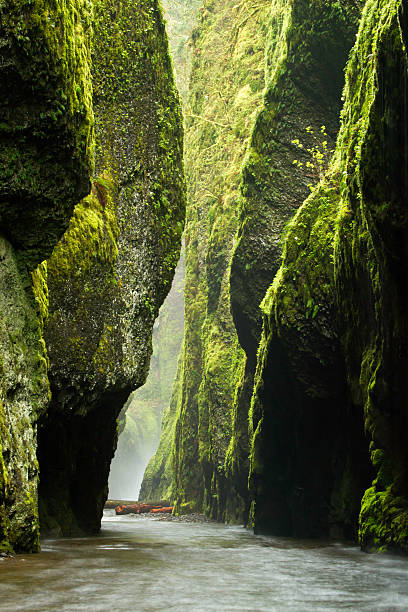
[38,0,185,536]
[335,0,408,553]
[170,0,270,519]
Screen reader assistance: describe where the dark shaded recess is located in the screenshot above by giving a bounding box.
[38,387,131,535]
[254,336,373,539]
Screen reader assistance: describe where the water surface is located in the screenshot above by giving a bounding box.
[1,510,408,611]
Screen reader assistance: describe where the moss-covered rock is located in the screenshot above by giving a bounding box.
[149,0,361,525]
[38,0,185,536]
[0,0,94,269]
[169,0,270,519]
[226,0,360,526]
[335,0,408,553]
[0,0,93,552]
[0,243,50,552]
[248,176,373,538]
[247,0,408,550]
[231,0,359,363]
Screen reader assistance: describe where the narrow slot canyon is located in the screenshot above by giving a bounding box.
[1,0,408,609]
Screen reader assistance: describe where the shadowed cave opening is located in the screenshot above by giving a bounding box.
[253,336,374,540]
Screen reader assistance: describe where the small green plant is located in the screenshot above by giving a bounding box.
[292,125,334,190]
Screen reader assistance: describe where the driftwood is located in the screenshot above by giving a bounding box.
[115,501,173,515]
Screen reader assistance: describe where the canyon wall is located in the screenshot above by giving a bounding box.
[170,0,270,517]
[149,0,359,522]
[38,0,185,536]
[248,0,408,552]
[0,0,184,549]
[148,0,408,553]
[0,0,94,552]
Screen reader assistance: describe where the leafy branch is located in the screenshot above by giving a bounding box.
[292,125,334,189]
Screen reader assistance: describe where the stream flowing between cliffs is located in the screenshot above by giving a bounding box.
[1,510,408,611]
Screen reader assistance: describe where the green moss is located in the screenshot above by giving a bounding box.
[332,0,408,552]
[46,180,119,383]
[359,487,408,553]
[0,236,50,552]
[225,0,361,531]
[0,0,95,553]
[245,0,408,547]
[39,0,185,537]
[0,0,94,268]
[231,0,359,360]
[92,0,185,294]
[167,0,270,520]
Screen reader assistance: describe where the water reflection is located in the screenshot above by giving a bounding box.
[1,510,408,611]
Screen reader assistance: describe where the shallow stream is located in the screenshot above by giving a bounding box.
[1,510,408,611]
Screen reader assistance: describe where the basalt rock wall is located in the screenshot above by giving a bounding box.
[248,0,408,552]
[38,0,185,536]
[0,0,93,552]
[226,0,360,524]
[150,0,360,524]
[148,0,408,554]
[169,0,270,518]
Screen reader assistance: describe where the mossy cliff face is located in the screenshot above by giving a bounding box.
[0,0,94,268]
[248,178,373,539]
[169,0,270,518]
[0,1,94,552]
[111,252,185,500]
[38,0,185,536]
[0,252,49,553]
[226,0,360,526]
[248,0,408,551]
[336,0,408,553]
[231,0,358,363]
[158,0,360,521]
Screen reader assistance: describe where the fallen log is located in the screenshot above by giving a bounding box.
[149,507,173,514]
[115,501,172,515]
[105,500,138,509]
